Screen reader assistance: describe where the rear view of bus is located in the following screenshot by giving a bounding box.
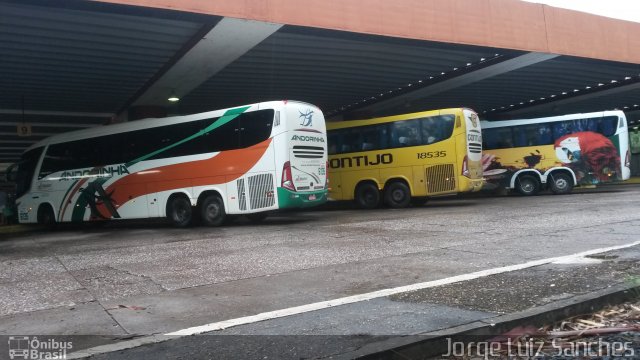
[459,109,484,193]
[276,101,328,208]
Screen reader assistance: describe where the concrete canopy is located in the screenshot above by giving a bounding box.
[0,0,639,165]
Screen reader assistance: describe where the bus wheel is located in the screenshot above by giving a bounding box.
[167,195,193,227]
[549,172,574,195]
[355,183,380,209]
[384,182,411,208]
[515,175,540,196]
[37,204,56,229]
[200,194,226,227]
[246,212,268,223]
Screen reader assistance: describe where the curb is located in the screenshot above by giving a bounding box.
[331,283,640,359]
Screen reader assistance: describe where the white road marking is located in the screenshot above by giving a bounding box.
[67,240,640,359]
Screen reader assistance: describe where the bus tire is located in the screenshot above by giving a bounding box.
[384,181,411,208]
[354,182,380,209]
[515,174,540,196]
[200,194,226,227]
[167,194,193,228]
[246,212,268,223]
[37,204,56,229]
[549,171,574,195]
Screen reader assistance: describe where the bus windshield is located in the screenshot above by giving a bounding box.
[14,147,43,198]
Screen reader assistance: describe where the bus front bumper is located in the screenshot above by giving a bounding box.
[277,188,328,209]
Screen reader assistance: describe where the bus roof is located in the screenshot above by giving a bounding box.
[480,110,625,129]
[23,100,319,153]
[326,107,472,130]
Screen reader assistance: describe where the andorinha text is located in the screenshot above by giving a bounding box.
[59,165,130,180]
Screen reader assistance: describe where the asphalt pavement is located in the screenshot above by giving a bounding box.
[0,184,639,359]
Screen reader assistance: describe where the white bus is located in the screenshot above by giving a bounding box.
[9,101,328,227]
[481,110,631,195]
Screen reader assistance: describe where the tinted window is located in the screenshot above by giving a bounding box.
[512,124,553,147]
[328,128,351,154]
[238,109,274,148]
[483,127,513,150]
[40,138,102,178]
[421,115,455,144]
[328,116,456,155]
[552,120,575,140]
[38,110,274,174]
[390,119,421,147]
[358,123,389,151]
[16,147,43,197]
[598,116,618,137]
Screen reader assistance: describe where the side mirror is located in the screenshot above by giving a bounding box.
[4,163,17,183]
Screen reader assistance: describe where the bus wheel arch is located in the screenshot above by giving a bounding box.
[547,169,575,195]
[166,193,193,228]
[383,178,412,208]
[198,191,226,227]
[354,180,381,209]
[37,203,57,228]
[514,173,541,196]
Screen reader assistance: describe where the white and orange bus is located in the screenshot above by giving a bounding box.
[9,101,328,227]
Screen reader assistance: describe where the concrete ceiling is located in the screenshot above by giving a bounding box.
[0,0,639,163]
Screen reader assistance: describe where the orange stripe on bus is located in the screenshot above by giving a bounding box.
[101,139,272,212]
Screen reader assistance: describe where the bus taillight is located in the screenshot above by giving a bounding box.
[325,161,329,189]
[282,161,296,191]
[626,149,631,168]
[462,155,470,178]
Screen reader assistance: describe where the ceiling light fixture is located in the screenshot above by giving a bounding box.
[168,89,180,102]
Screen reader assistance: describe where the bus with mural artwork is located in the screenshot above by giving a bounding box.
[8,101,328,227]
[327,108,483,208]
[481,110,631,195]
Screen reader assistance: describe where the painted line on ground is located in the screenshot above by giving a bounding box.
[67,240,640,359]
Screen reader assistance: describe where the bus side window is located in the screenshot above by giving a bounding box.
[328,132,339,155]
[483,128,513,149]
[552,120,573,139]
[513,126,528,147]
[238,110,274,148]
[391,120,420,147]
[360,124,385,151]
[537,124,553,145]
[598,116,617,137]
[421,115,454,145]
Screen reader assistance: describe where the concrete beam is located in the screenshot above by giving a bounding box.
[133,17,282,106]
[357,52,558,114]
[0,132,58,137]
[0,122,96,129]
[93,0,640,64]
[0,109,113,118]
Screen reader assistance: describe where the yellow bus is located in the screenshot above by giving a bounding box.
[327,108,483,208]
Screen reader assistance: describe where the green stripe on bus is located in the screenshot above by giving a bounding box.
[125,106,251,168]
[71,177,109,222]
